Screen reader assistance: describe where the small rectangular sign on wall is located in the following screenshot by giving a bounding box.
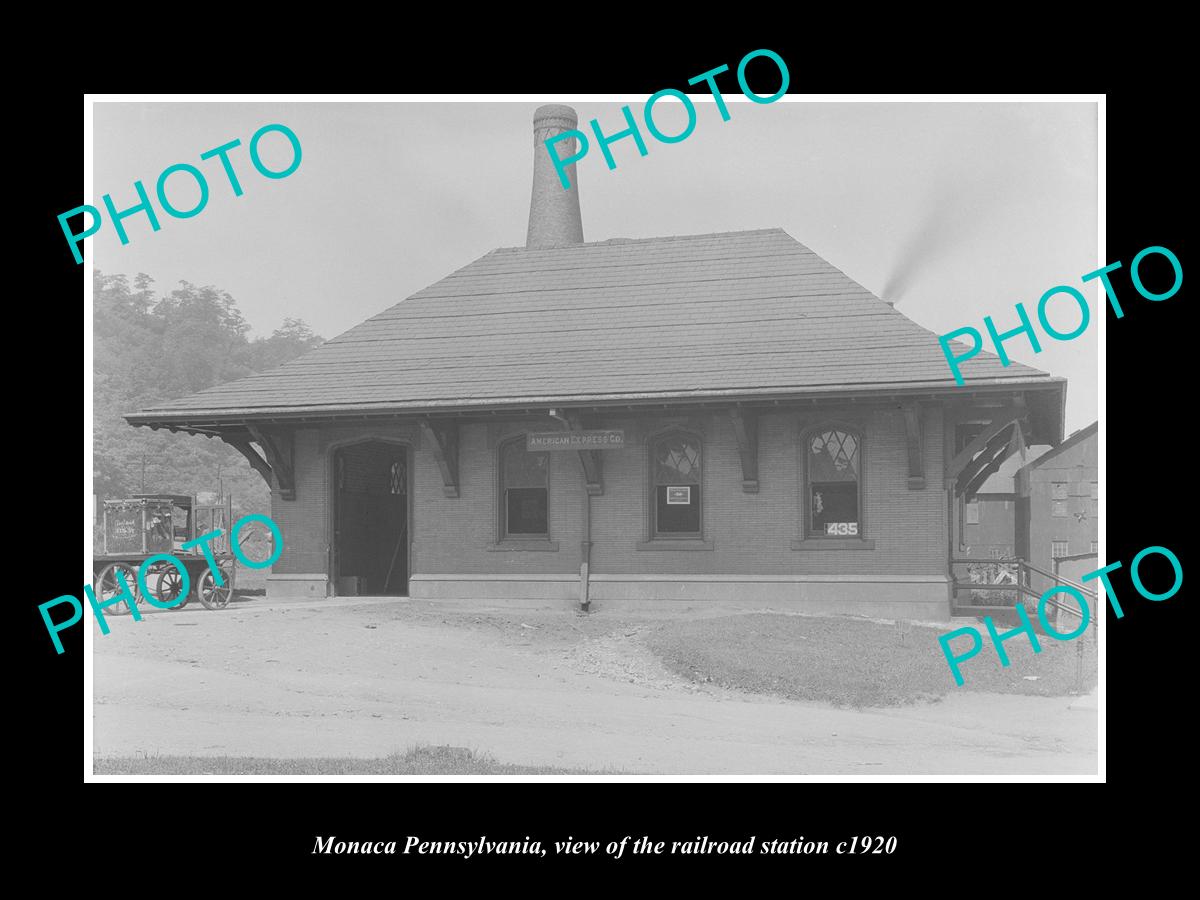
[825,522,859,536]
[666,486,691,505]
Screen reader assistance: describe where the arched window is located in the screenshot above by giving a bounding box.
[807,427,862,537]
[499,436,549,538]
[651,431,702,537]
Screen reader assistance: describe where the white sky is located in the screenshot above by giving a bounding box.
[93,99,1098,433]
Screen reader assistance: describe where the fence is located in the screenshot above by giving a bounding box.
[950,556,1099,691]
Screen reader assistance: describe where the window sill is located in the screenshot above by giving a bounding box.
[489,539,559,552]
[636,539,715,551]
[791,538,876,551]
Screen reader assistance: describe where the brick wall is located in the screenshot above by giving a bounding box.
[268,402,950,593]
[270,427,327,575]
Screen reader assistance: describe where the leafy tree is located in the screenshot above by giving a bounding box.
[92,271,324,524]
[252,317,325,369]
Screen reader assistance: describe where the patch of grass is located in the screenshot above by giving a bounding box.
[644,613,1097,709]
[94,744,626,775]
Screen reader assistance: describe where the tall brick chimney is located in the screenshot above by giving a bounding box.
[526,104,584,249]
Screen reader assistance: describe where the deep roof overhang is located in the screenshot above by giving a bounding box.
[126,376,1066,444]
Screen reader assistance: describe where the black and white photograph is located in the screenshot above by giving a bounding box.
[80,91,1106,780]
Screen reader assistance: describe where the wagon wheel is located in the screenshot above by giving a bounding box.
[146,560,189,610]
[96,562,142,616]
[198,564,234,611]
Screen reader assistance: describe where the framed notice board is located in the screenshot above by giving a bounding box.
[666,486,691,505]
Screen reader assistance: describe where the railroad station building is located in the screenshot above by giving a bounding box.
[128,105,1067,619]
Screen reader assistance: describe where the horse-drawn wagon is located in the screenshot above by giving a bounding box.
[93,493,236,613]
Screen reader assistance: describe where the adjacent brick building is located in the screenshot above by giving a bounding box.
[128,105,1067,619]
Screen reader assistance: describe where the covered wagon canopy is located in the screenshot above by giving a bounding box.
[126,228,1065,499]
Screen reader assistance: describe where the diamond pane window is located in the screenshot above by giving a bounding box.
[810,430,860,482]
[808,428,862,537]
[652,433,701,536]
[654,436,701,484]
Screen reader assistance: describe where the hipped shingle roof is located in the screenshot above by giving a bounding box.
[128,228,1057,424]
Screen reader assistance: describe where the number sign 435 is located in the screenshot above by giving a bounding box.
[825,522,858,536]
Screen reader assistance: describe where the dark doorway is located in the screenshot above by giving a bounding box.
[1015,495,1031,562]
[333,442,409,596]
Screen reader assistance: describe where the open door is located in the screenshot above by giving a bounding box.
[333,441,409,596]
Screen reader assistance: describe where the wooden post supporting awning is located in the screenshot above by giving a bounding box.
[945,404,1028,497]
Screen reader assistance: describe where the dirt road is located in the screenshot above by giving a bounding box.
[92,598,1098,775]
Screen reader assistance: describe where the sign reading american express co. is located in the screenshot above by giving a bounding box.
[527,430,625,451]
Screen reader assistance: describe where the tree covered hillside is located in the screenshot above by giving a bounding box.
[93,271,324,521]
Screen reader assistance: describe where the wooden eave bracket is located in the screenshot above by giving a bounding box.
[960,425,1021,496]
[222,437,274,489]
[946,404,1025,482]
[578,450,603,496]
[419,418,460,498]
[246,425,296,500]
[729,407,759,493]
[903,403,925,490]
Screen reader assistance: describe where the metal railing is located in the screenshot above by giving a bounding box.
[951,557,1097,622]
[951,556,1098,691]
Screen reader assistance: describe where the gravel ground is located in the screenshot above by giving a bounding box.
[92,598,1098,775]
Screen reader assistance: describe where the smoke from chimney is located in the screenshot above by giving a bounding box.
[526,105,584,249]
